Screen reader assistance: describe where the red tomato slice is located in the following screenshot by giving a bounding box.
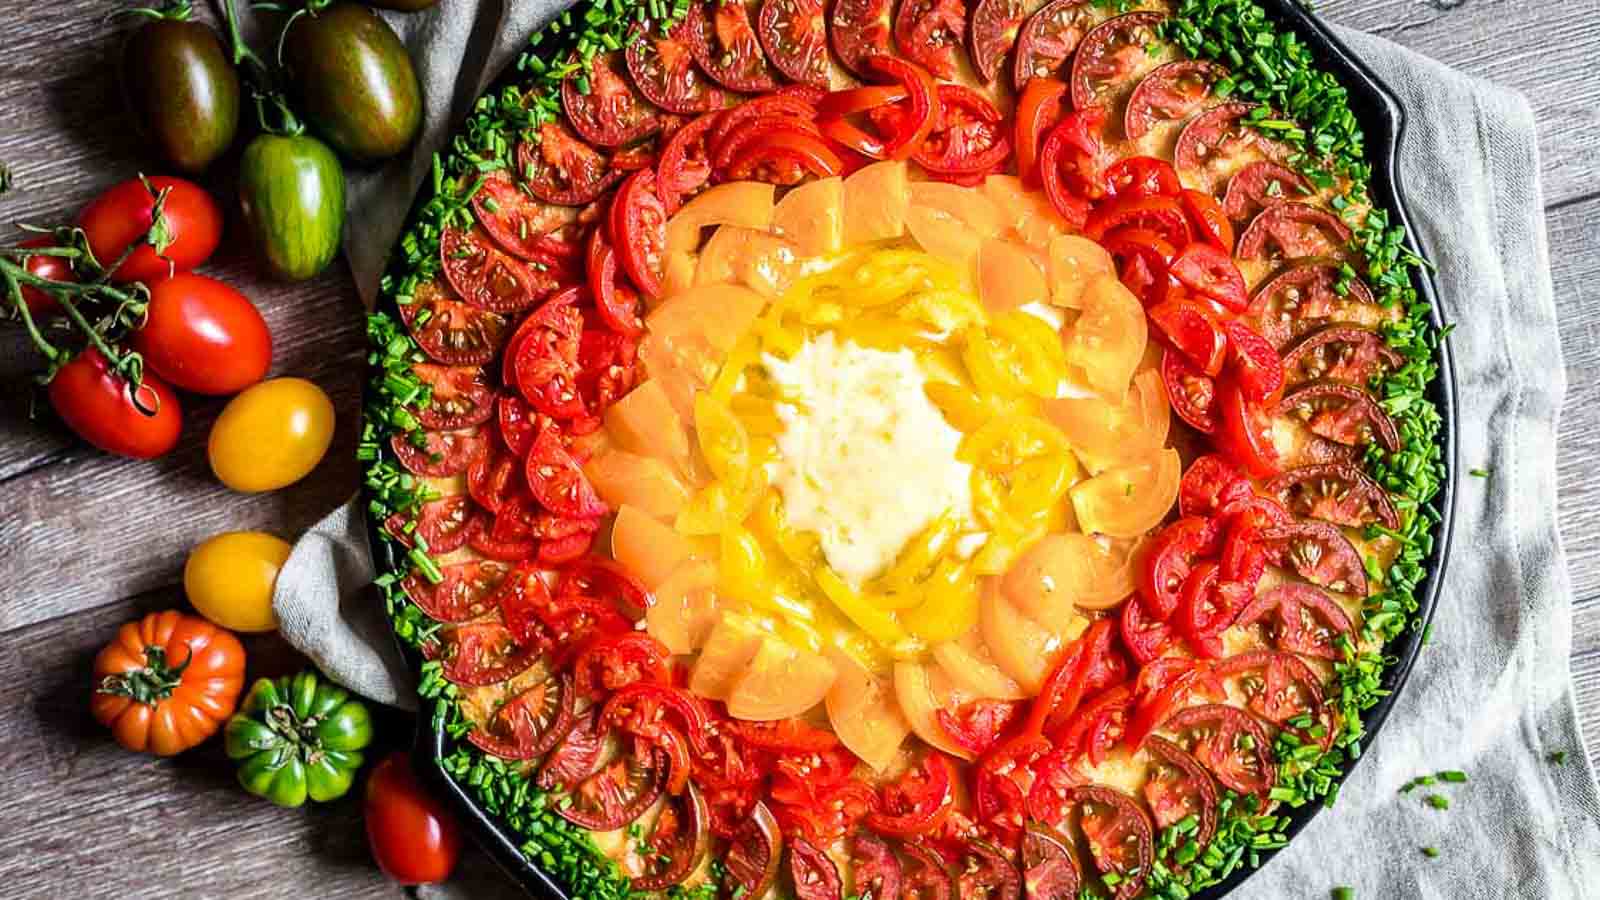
[411,363,495,431]
[686,0,780,93]
[1137,516,1218,622]
[862,55,941,161]
[561,50,660,148]
[1169,242,1248,312]
[512,295,586,420]
[1177,453,1252,518]
[1101,226,1177,306]
[586,226,644,337]
[525,427,608,519]
[1038,106,1106,227]
[1148,297,1226,376]
[725,126,846,184]
[758,0,830,88]
[969,0,1027,86]
[384,494,479,555]
[1012,0,1097,91]
[1217,380,1282,478]
[401,559,508,622]
[1104,156,1181,200]
[1014,76,1067,185]
[391,428,486,478]
[914,84,1012,179]
[439,226,557,314]
[1223,320,1286,402]
[937,698,1023,757]
[1119,594,1176,666]
[519,120,623,207]
[434,622,538,686]
[470,169,581,266]
[608,169,668,299]
[893,0,967,79]
[467,674,578,760]
[1179,188,1235,253]
[656,110,721,214]
[1160,348,1220,434]
[559,555,654,619]
[572,633,673,698]
[1086,194,1190,245]
[866,751,955,837]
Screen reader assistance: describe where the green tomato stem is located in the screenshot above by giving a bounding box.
[2,270,62,366]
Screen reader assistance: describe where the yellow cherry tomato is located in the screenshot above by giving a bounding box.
[183,531,292,632]
[209,378,335,492]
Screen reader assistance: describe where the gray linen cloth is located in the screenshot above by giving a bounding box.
[271,2,1600,894]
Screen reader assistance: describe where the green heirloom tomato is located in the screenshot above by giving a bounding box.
[225,670,373,807]
[121,15,240,172]
[239,133,346,281]
[282,3,422,162]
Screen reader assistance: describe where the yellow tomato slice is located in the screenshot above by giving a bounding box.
[693,392,750,483]
[931,640,1027,701]
[826,649,911,773]
[842,161,910,245]
[611,504,699,589]
[1047,235,1116,310]
[689,612,767,702]
[1043,367,1170,465]
[898,560,979,644]
[647,559,721,654]
[959,414,1069,472]
[584,450,691,520]
[772,175,844,257]
[1065,274,1148,402]
[978,238,1049,313]
[992,310,1069,393]
[898,288,988,333]
[892,661,973,760]
[1005,453,1080,521]
[815,567,918,653]
[925,381,1036,432]
[675,476,763,536]
[665,181,776,257]
[726,637,838,721]
[1001,531,1142,621]
[1068,448,1181,538]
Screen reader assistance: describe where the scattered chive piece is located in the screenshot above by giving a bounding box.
[1438,770,1468,783]
[1470,467,1490,478]
[1426,794,1450,810]
[1549,750,1569,765]
[1422,846,1440,858]
[1333,888,1356,900]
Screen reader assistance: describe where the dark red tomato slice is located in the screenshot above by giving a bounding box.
[1282,325,1402,388]
[1173,102,1277,192]
[785,836,843,900]
[1217,380,1282,478]
[726,801,784,898]
[687,0,779,93]
[469,169,581,266]
[391,428,486,478]
[398,277,508,367]
[439,226,555,314]
[538,710,607,790]
[562,50,660,148]
[411,363,494,431]
[900,842,955,900]
[385,494,479,555]
[915,84,1012,178]
[851,832,904,900]
[513,297,585,419]
[1265,462,1400,529]
[758,0,829,87]
[609,168,668,299]
[525,427,607,519]
[625,19,725,114]
[489,560,556,648]
[467,439,521,512]
[1022,823,1081,900]
[1225,320,1288,403]
[401,558,508,622]
[1222,160,1315,223]
[1087,194,1190,245]
[1215,650,1334,747]
[468,673,577,760]
[1124,59,1226,141]
[559,555,654,619]
[830,0,895,78]
[1069,11,1167,112]
[518,120,623,206]
[1063,786,1153,900]
[585,226,644,337]
[1177,453,1251,518]
[496,393,538,456]
[1138,515,1218,622]
[434,622,538,686]
[938,698,1023,758]
[559,743,666,831]
[956,841,1022,900]
[572,632,671,699]
[1161,348,1220,434]
[636,783,711,891]
[1162,704,1276,801]
[1236,583,1358,660]
[1142,735,1219,846]
[725,126,846,184]
[968,0,1025,85]
[1260,519,1369,595]
[1180,188,1235,254]
[893,0,966,80]
[868,751,956,837]
[1012,0,1095,91]
[1013,76,1067,185]
[1038,106,1107,228]
[1248,260,1391,349]
[1237,201,1353,262]
[1149,297,1226,376]
[1169,242,1248,312]
[1104,156,1181,201]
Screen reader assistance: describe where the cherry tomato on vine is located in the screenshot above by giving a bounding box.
[132,273,271,395]
[49,348,183,459]
[365,753,463,885]
[78,175,221,283]
[16,236,75,318]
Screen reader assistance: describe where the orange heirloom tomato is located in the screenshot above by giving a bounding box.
[90,610,247,756]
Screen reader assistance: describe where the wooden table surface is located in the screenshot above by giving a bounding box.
[1,0,1596,896]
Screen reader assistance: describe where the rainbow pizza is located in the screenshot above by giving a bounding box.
[364,0,1447,897]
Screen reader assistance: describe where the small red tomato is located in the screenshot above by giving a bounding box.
[133,273,272,394]
[18,236,76,318]
[78,175,222,283]
[365,753,462,885]
[48,347,183,459]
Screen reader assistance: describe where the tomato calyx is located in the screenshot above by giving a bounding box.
[95,643,191,705]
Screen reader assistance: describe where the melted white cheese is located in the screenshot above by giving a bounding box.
[765,333,972,585]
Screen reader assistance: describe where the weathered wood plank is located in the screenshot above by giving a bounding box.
[1572,650,1600,768]
[1318,0,1600,208]
[1551,197,1600,622]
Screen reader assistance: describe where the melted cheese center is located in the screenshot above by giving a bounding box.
[764,332,972,586]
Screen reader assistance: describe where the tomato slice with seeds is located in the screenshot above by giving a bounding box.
[1124,59,1226,141]
[1162,704,1276,801]
[1138,515,1218,622]
[786,836,844,900]
[1174,560,1250,658]
[1063,785,1153,900]
[518,120,623,206]
[1168,242,1247,312]
[851,832,904,900]
[829,0,895,78]
[1180,188,1235,254]
[968,0,1025,85]
[559,742,666,831]
[1248,260,1392,349]
[559,555,654,620]
[1173,101,1274,193]
[526,427,607,519]
[893,0,967,80]
[439,226,555,314]
[585,226,643,337]
[391,428,486,478]
[1224,320,1286,402]
[901,841,955,900]
[1149,297,1226,376]
[867,751,956,837]
[469,169,581,266]
[562,50,660,148]
[1038,107,1107,228]
[410,363,495,431]
[956,840,1022,900]
[1217,380,1282,478]
[861,54,942,162]
[398,277,508,367]
[726,801,784,898]
[1266,462,1399,529]
[625,20,726,115]
[1161,347,1220,434]
[758,0,829,87]
[656,110,721,215]
[435,622,539,686]
[1235,581,1357,661]
[1014,76,1067,185]
[1069,11,1168,112]
[1087,194,1190,245]
[539,709,607,790]
[1219,516,1267,589]
[1012,0,1095,91]
[636,782,712,891]
[915,84,1012,179]
[725,125,846,184]
[1223,159,1316,222]
[1177,453,1251,518]
[1142,735,1219,845]
[1050,684,1133,767]
[608,168,668,299]
[467,673,578,760]
[1103,155,1181,201]
[1282,325,1402,388]
[513,296,585,420]
[496,393,538,456]
[385,494,478,555]
[687,0,779,93]
[1236,200,1353,261]
[1022,822,1081,900]
[1260,519,1369,595]
[1120,591,1176,666]
[467,523,537,562]
[1216,650,1334,747]
[401,558,508,622]
[938,698,1023,758]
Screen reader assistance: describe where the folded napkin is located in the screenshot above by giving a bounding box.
[272,2,1600,895]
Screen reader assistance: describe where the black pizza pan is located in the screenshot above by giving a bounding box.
[364,2,1460,895]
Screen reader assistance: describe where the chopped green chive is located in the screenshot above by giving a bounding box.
[1425,794,1450,810]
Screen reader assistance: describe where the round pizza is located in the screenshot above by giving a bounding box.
[363,0,1449,897]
